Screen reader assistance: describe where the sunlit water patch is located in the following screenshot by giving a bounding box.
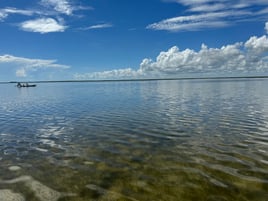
[0,79,268,200]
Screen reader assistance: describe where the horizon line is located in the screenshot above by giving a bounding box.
[1,75,268,84]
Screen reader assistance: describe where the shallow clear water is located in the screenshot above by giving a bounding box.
[0,79,268,201]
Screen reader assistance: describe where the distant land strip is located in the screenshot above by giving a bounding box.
[1,75,268,84]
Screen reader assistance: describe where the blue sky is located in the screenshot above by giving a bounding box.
[1,0,268,81]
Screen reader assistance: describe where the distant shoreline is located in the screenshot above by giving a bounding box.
[1,75,268,84]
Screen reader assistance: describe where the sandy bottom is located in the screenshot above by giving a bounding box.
[0,166,75,201]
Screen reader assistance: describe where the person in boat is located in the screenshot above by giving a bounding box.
[17,82,22,87]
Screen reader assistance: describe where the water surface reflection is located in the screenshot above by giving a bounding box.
[0,79,268,200]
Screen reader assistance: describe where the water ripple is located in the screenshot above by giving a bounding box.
[1,80,268,200]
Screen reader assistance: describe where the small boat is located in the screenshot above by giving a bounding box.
[17,82,37,88]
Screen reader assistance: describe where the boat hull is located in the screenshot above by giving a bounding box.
[18,85,36,87]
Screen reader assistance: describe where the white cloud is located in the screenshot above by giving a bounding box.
[140,35,268,75]
[81,23,113,30]
[16,68,27,77]
[0,1,92,33]
[147,10,252,32]
[40,0,92,16]
[74,68,142,80]
[40,0,73,15]
[265,22,268,34]
[140,44,242,74]
[0,7,34,21]
[0,54,70,78]
[147,12,233,31]
[170,0,268,8]
[245,35,268,54]
[74,33,268,80]
[0,11,7,21]
[2,7,35,15]
[39,0,93,17]
[150,0,268,32]
[165,0,216,6]
[189,3,226,12]
[20,18,67,33]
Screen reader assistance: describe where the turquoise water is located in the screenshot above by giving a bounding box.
[0,79,268,201]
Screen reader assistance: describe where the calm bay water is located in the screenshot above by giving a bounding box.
[0,79,268,201]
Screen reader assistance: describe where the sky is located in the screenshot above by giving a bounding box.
[1,0,268,81]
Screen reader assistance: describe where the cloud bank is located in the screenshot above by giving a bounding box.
[74,27,268,80]
[0,55,70,77]
[147,0,268,32]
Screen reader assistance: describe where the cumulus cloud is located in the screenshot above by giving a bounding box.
[149,0,268,32]
[140,44,243,74]
[74,33,268,80]
[20,18,67,33]
[0,54,70,77]
[140,35,268,75]
[245,35,268,53]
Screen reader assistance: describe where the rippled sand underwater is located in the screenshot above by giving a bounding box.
[0,79,268,200]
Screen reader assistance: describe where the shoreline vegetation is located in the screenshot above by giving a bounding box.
[1,75,268,84]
